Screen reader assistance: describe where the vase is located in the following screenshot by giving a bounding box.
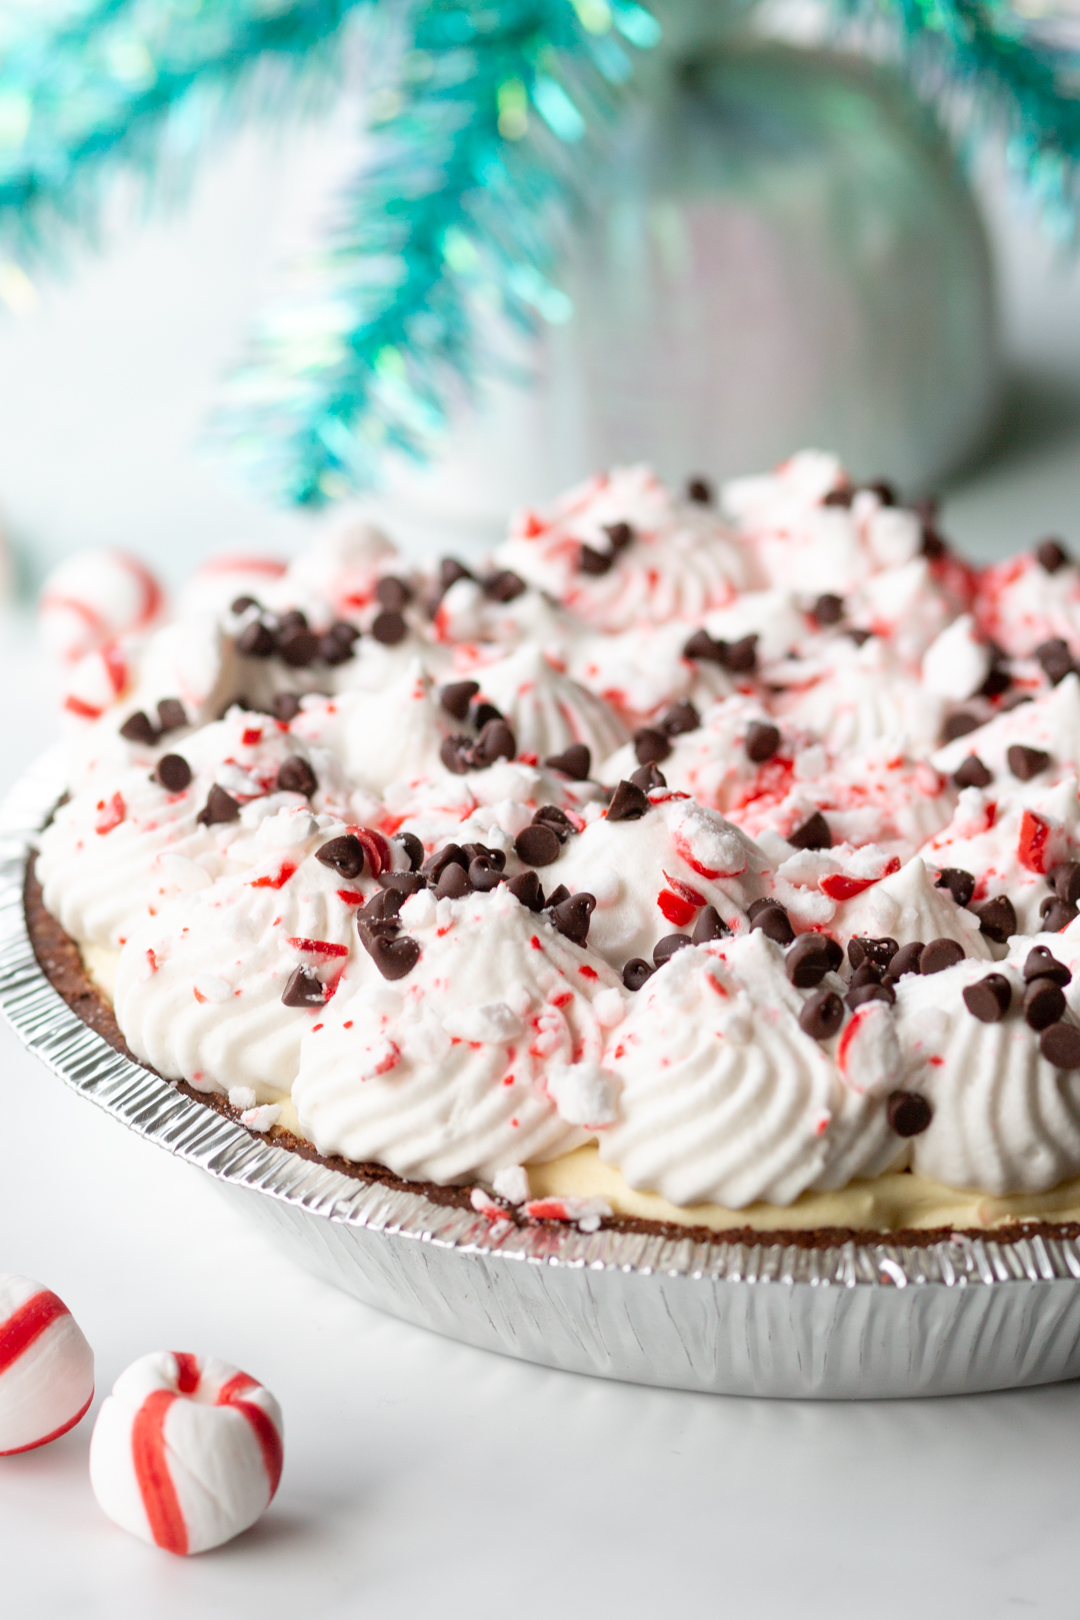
[364,22,999,554]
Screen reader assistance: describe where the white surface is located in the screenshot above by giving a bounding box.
[4,526,1080,1616]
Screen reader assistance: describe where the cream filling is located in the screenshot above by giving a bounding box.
[77,943,1080,1232]
[526,1144,1080,1233]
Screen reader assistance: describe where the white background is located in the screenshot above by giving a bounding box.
[4,57,1080,1620]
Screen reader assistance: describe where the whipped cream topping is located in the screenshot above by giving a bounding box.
[36,451,1080,1221]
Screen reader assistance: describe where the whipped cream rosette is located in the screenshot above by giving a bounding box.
[569,621,734,726]
[293,884,625,1182]
[447,643,629,764]
[601,932,904,1209]
[494,465,750,632]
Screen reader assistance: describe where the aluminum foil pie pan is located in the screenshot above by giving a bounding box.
[5,752,1080,1400]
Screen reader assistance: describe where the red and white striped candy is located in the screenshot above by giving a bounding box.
[89,1351,283,1555]
[39,549,164,665]
[0,1273,95,1455]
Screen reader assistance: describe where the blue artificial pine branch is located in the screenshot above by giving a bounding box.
[0,0,370,257]
[839,0,1080,235]
[212,0,657,507]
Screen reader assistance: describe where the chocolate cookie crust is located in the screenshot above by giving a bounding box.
[24,857,1080,1252]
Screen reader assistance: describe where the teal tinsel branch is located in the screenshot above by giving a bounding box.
[212,0,657,507]
[843,1,1080,234]
[0,0,370,257]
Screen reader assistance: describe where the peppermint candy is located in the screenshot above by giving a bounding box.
[0,1273,95,1455]
[89,1351,283,1554]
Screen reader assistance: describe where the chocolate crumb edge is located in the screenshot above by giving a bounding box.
[22,855,1080,1253]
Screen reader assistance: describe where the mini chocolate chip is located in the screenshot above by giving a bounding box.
[1007,744,1052,781]
[155,754,192,793]
[745,721,781,764]
[787,812,832,851]
[316,835,365,879]
[545,884,570,909]
[941,710,983,743]
[920,938,965,975]
[1042,899,1078,933]
[846,628,873,647]
[811,593,844,626]
[633,727,672,766]
[276,756,317,797]
[533,805,575,842]
[686,476,713,504]
[393,831,425,871]
[468,857,504,892]
[238,620,276,658]
[604,521,635,552]
[376,872,427,896]
[1036,539,1069,574]
[507,870,545,911]
[371,610,408,646]
[366,933,422,981]
[231,594,260,615]
[1050,862,1080,905]
[607,780,652,821]
[435,862,473,900]
[1040,1022,1080,1068]
[421,844,468,881]
[514,824,561,867]
[851,960,883,989]
[935,868,975,908]
[271,692,302,722]
[820,937,844,972]
[822,487,854,507]
[321,622,360,665]
[278,610,309,634]
[682,629,727,665]
[440,735,472,775]
[887,941,925,981]
[786,935,834,988]
[156,698,187,735]
[650,933,690,967]
[921,527,947,561]
[887,1091,933,1137]
[197,785,240,825]
[474,718,516,766]
[439,557,474,591]
[660,700,700,737]
[376,575,413,611]
[550,892,595,946]
[953,754,992,790]
[980,665,1011,700]
[1025,946,1072,986]
[461,843,504,869]
[974,895,1017,944]
[120,710,158,746]
[748,897,780,922]
[281,966,325,1008]
[359,887,405,925]
[623,958,655,991]
[799,989,844,1040]
[963,974,1012,1023]
[723,634,758,674]
[865,479,897,506]
[752,904,795,945]
[278,628,320,667]
[439,681,480,721]
[1034,638,1075,686]
[692,905,730,944]
[545,744,591,780]
[629,763,667,792]
[1024,977,1066,1030]
[483,569,526,603]
[846,982,896,1009]
[579,542,614,575]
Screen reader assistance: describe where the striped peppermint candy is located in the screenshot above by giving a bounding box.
[89,1351,283,1555]
[0,1273,95,1455]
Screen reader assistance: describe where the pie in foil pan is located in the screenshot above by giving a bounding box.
[5,752,1080,1401]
